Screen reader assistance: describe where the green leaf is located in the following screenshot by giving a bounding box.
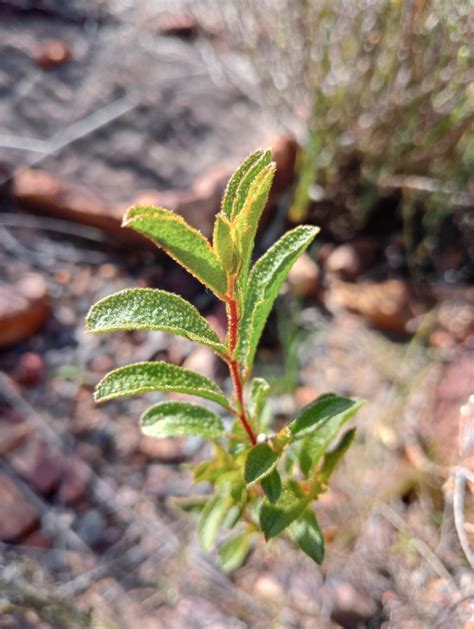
[218,533,251,572]
[236,225,320,373]
[233,162,276,284]
[171,495,209,513]
[244,443,279,486]
[288,508,324,564]
[86,288,225,354]
[222,149,272,220]
[94,361,229,409]
[248,377,271,429]
[260,482,308,540]
[319,428,356,480]
[123,206,227,298]
[140,401,225,440]
[198,494,233,551]
[290,393,362,439]
[261,468,282,503]
[297,396,363,475]
[213,214,239,274]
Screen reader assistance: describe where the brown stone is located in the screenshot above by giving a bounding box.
[12,352,45,385]
[431,349,474,463]
[270,134,298,196]
[57,458,90,505]
[327,279,418,334]
[14,137,298,245]
[0,422,30,456]
[0,274,50,349]
[149,14,199,39]
[286,252,321,297]
[12,169,145,245]
[0,473,39,542]
[36,40,72,70]
[325,238,377,281]
[10,438,64,495]
[138,436,189,463]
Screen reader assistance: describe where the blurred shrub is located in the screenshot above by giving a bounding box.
[218,0,473,253]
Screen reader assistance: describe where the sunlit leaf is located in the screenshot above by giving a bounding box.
[234,162,276,284]
[218,533,251,572]
[140,401,225,440]
[94,361,229,409]
[236,225,319,373]
[319,428,356,480]
[296,396,363,475]
[261,468,282,503]
[198,493,233,551]
[123,205,227,298]
[259,482,308,540]
[213,214,239,274]
[248,377,271,429]
[244,443,279,486]
[290,393,361,438]
[86,288,225,354]
[222,149,272,220]
[288,508,324,564]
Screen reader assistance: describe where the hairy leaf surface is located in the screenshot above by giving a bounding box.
[213,214,238,274]
[234,163,276,284]
[260,482,308,540]
[296,396,363,475]
[244,443,279,486]
[140,401,225,440]
[288,508,324,564]
[236,225,319,372]
[290,393,361,438]
[94,361,229,408]
[198,494,233,551]
[248,377,271,428]
[123,206,227,298]
[218,533,251,572]
[222,149,272,220]
[86,288,225,354]
[261,468,282,503]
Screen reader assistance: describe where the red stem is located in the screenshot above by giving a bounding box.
[225,276,257,446]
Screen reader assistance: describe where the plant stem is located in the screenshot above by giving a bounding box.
[225,276,257,446]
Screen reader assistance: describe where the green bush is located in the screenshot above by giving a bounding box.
[86,150,362,570]
[220,1,473,235]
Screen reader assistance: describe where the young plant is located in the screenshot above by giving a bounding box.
[86,149,363,569]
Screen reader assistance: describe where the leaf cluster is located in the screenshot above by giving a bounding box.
[86,149,363,570]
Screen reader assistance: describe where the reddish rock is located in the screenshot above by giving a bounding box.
[10,439,64,495]
[270,134,298,195]
[14,137,298,244]
[149,14,199,39]
[58,458,90,505]
[12,352,45,385]
[325,238,377,281]
[12,169,145,245]
[36,40,72,70]
[138,436,189,463]
[0,422,30,456]
[430,285,474,348]
[0,274,50,349]
[21,530,51,549]
[286,252,321,297]
[0,473,39,542]
[181,346,216,381]
[327,279,419,334]
[327,579,375,628]
[430,349,474,463]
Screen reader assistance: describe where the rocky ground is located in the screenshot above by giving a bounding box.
[0,2,473,628]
